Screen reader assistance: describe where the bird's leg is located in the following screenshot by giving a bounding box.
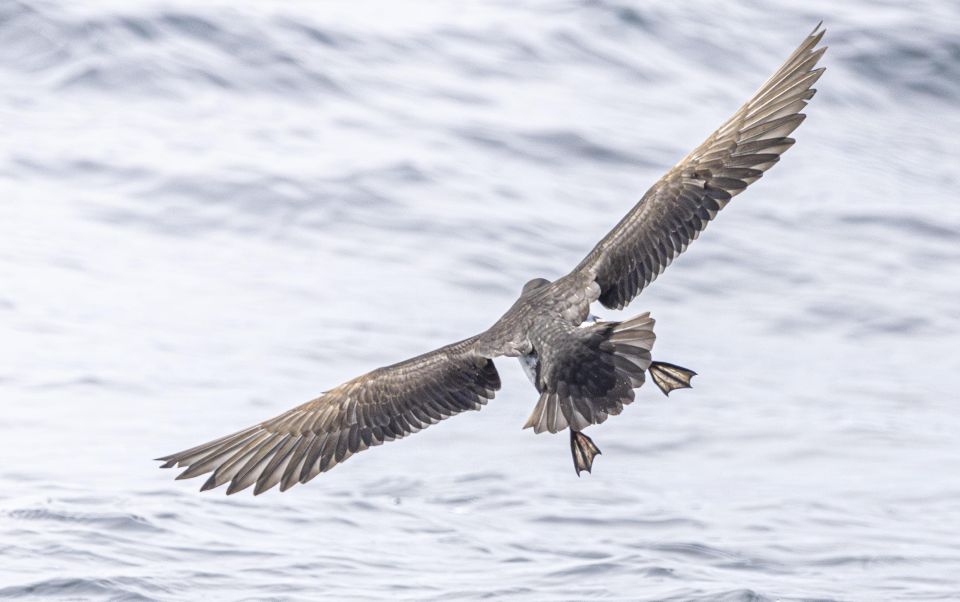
[649,361,697,396]
[570,430,601,476]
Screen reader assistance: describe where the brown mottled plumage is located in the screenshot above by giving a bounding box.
[158,25,826,493]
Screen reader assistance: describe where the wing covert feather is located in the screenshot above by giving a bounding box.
[560,25,826,310]
[157,336,500,494]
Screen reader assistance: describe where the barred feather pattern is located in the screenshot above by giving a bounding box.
[557,24,826,311]
[157,337,500,495]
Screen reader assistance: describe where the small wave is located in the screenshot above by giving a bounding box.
[0,577,152,600]
[838,213,960,243]
[6,507,164,534]
[661,589,781,602]
[804,553,938,568]
[534,515,707,529]
[457,126,650,167]
[546,560,625,577]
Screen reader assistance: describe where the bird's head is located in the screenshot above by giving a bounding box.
[521,277,551,295]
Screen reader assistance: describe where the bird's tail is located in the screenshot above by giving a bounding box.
[649,361,697,396]
[523,312,656,434]
[606,312,657,388]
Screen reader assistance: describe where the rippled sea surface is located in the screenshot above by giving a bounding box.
[2,0,960,599]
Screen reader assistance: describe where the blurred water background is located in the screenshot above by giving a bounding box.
[2,0,960,599]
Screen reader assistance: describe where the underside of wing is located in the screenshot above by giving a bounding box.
[157,337,500,495]
[559,24,827,311]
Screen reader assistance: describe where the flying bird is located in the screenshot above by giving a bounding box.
[158,25,826,494]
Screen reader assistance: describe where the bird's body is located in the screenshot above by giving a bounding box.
[518,352,539,387]
[159,25,827,494]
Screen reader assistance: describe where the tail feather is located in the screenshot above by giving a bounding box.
[649,361,697,396]
[523,312,657,434]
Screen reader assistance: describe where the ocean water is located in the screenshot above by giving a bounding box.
[2,0,959,599]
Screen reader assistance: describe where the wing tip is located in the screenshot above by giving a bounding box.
[225,481,249,496]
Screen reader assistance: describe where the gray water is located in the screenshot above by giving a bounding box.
[2,0,960,599]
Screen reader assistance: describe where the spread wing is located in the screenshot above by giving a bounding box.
[554,24,826,311]
[157,337,500,495]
